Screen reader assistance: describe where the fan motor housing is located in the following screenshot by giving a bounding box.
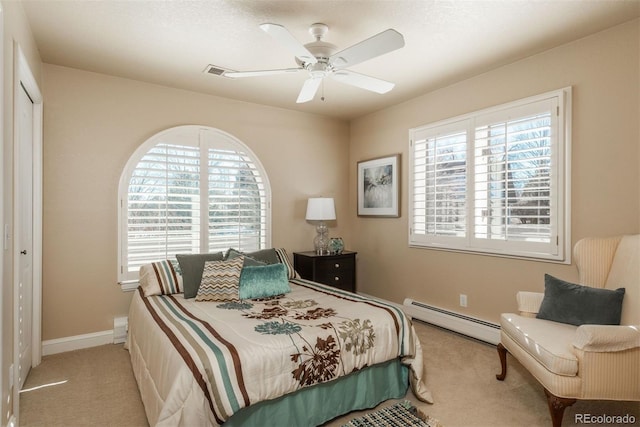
[306,62,331,78]
[295,41,337,66]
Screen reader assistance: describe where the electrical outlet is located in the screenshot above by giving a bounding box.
[459,294,468,307]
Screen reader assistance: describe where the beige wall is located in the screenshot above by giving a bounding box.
[41,64,350,340]
[2,0,43,423]
[349,19,639,323]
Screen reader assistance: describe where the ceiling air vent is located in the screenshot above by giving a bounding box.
[203,64,234,78]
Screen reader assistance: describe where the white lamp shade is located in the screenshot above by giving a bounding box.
[305,198,336,221]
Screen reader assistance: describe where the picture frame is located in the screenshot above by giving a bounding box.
[357,154,400,217]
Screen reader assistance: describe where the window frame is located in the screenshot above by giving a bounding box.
[117,125,272,288]
[408,87,571,263]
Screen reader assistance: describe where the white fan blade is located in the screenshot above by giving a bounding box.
[225,68,302,78]
[330,29,404,69]
[260,23,318,64]
[296,78,322,103]
[331,70,395,94]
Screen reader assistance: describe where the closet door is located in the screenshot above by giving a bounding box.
[16,83,34,389]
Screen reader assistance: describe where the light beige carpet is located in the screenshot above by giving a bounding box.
[19,342,147,426]
[20,321,639,426]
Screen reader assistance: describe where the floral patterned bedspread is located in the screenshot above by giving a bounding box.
[138,278,432,425]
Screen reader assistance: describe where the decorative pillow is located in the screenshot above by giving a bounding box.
[195,256,245,302]
[225,247,299,279]
[536,274,625,326]
[225,248,280,265]
[139,260,183,297]
[239,263,291,300]
[176,252,225,299]
[274,247,299,279]
[225,248,268,267]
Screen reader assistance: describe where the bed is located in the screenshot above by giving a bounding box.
[126,253,432,426]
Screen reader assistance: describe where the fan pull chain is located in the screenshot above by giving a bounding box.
[321,79,325,101]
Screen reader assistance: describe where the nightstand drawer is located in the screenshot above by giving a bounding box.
[315,269,354,291]
[314,257,354,275]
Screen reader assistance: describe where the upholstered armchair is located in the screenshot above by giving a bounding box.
[496,235,640,427]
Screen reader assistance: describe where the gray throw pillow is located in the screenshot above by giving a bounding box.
[536,274,625,326]
[225,248,279,265]
[176,252,225,299]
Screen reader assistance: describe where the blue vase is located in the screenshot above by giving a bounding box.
[329,237,344,255]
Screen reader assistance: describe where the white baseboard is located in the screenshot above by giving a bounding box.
[42,330,115,356]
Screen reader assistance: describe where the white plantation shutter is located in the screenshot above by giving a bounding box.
[473,101,555,253]
[409,88,570,262]
[207,148,267,252]
[119,126,271,282]
[126,143,200,272]
[411,120,469,245]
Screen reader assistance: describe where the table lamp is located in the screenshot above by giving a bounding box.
[305,197,336,255]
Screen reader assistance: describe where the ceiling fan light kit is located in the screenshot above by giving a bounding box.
[226,23,405,103]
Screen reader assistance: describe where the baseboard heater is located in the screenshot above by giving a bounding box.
[403,298,501,345]
[113,316,128,344]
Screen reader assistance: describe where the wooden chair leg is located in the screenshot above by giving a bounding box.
[544,388,576,427]
[496,342,508,380]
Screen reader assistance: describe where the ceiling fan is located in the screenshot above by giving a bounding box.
[226,23,405,103]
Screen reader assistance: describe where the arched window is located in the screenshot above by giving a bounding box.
[118,125,271,283]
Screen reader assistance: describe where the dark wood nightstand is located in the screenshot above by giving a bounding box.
[293,251,357,292]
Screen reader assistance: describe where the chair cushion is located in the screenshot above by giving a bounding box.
[501,313,578,376]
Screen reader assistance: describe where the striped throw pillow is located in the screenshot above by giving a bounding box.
[139,260,183,297]
[275,248,299,279]
[195,256,244,302]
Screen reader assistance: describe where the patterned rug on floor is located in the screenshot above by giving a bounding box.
[342,401,442,427]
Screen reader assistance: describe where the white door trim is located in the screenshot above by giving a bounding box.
[12,42,43,422]
[0,3,4,425]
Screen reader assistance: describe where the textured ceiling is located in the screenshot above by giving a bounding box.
[21,0,640,120]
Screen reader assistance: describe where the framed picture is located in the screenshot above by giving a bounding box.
[357,154,400,217]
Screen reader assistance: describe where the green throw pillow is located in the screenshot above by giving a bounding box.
[239,263,290,300]
[176,252,225,299]
[536,274,625,326]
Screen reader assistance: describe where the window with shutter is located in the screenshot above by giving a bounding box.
[409,88,571,262]
[118,126,271,283]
